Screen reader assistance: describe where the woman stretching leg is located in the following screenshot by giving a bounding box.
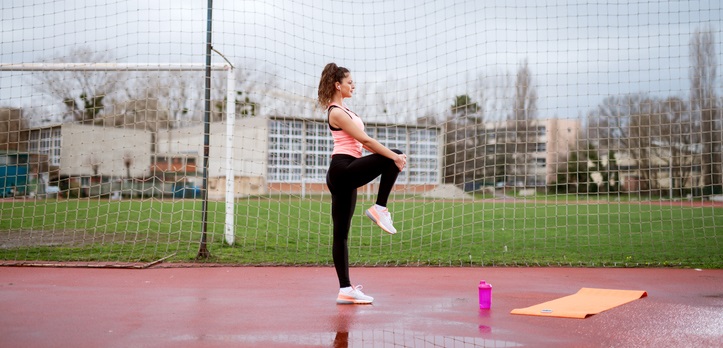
[318,63,407,304]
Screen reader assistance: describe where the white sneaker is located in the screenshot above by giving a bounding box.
[336,285,374,304]
[365,205,397,234]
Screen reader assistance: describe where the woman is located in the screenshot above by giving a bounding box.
[318,63,407,304]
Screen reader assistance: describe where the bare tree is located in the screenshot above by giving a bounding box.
[372,75,401,121]
[85,155,101,177]
[95,71,185,154]
[209,64,277,122]
[123,152,133,179]
[587,94,701,195]
[588,94,656,192]
[469,75,494,186]
[512,60,538,129]
[444,94,482,186]
[34,47,125,124]
[504,59,539,186]
[213,90,259,122]
[657,97,697,195]
[153,71,202,129]
[690,26,721,195]
[102,90,171,132]
[626,98,658,192]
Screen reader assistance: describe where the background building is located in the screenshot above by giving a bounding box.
[157,116,442,197]
[16,116,595,197]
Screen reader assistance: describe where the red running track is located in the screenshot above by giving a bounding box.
[1,266,721,347]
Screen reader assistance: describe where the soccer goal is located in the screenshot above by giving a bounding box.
[0,61,239,261]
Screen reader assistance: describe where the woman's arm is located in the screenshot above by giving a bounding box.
[329,108,407,171]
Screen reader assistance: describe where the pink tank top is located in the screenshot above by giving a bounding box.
[328,104,364,158]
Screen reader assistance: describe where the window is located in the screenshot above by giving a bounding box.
[267,119,439,185]
[268,120,326,182]
[406,129,439,184]
[28,127,62,166]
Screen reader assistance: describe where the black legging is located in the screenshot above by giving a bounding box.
[326,150,403,288]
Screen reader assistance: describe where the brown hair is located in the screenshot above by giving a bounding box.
[317,63,349,107]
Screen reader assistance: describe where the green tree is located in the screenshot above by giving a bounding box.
[451,95,480,116]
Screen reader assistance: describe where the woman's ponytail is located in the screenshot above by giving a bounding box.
[318,63,349,107]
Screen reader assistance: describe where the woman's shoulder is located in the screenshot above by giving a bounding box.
[328,104,355,117]
[328,105,344,117]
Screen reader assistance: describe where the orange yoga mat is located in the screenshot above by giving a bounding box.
[511,288,648,319]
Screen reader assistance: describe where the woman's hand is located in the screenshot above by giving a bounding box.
[394,153,408,172]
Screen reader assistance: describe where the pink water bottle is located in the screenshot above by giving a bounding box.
[479,280,492,309]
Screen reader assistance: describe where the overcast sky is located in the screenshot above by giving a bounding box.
[1,0,721,123]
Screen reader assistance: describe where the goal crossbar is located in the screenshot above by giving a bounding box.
[0,63,228,71]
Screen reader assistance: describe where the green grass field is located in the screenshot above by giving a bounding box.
[1,198,722,268]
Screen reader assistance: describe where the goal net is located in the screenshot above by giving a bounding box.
[0,1,721,267]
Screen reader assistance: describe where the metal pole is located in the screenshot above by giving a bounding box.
[669,153,673,199]
[301,121,306,199]
[224,66,235,245]
[197,0,213,259]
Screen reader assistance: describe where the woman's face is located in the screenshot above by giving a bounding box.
[337,73,355,98]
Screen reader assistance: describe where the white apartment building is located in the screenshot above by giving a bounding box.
[27,123,151,178]
[25,116,442,198]
[157,116,442,196]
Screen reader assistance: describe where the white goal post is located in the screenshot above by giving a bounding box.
[0,62,225,72]
[0,62,237,246]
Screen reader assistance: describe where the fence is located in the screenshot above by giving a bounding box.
[0,1,721,267]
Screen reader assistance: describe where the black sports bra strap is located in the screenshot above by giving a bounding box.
[327,105,353,131]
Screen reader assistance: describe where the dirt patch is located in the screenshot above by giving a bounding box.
[0,230,136,249]
[420,184,472,200]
